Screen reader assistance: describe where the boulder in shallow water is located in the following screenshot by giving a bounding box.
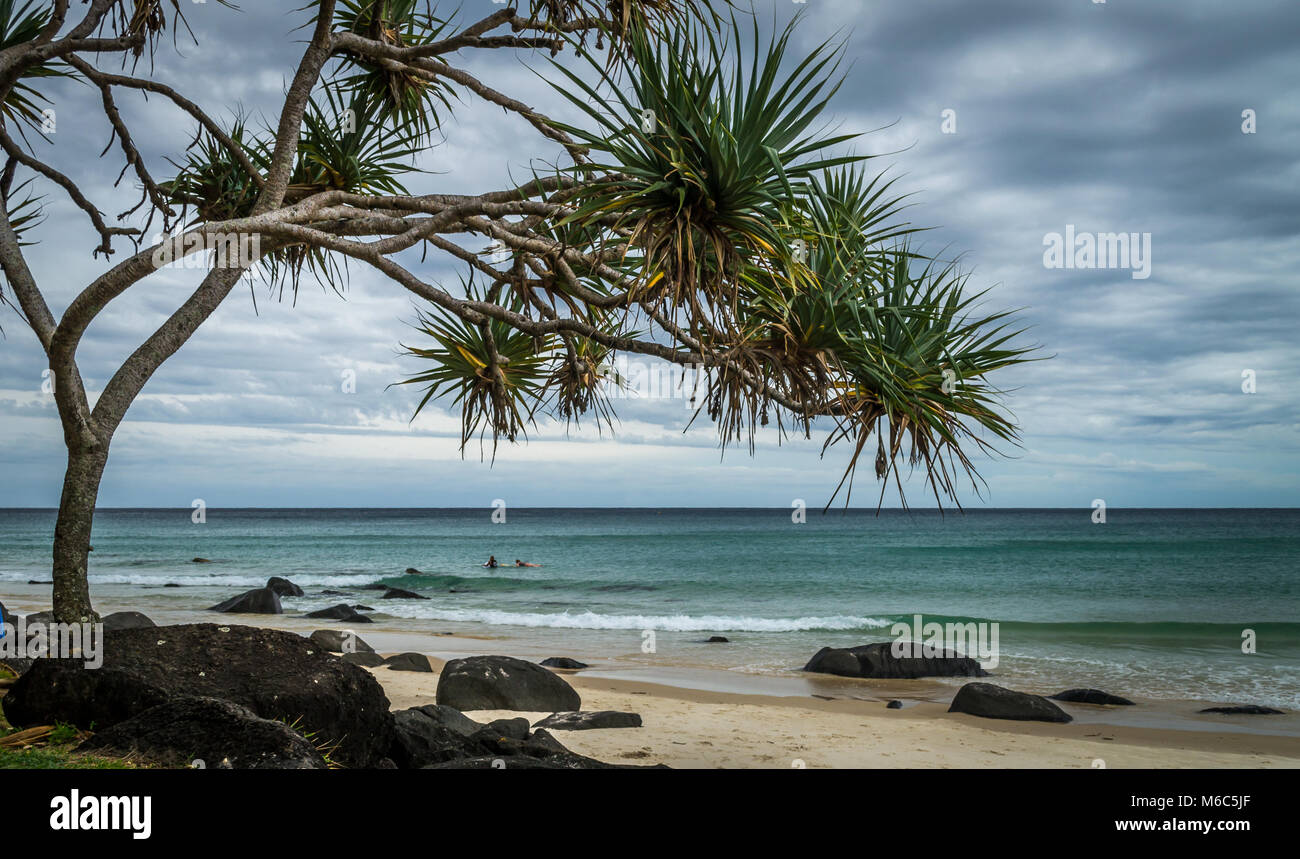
[266,577,305,598]
[309,629,374,654]
[706,636,729,643]
[1050,688,1135,706]
[384,652,434,672]
[534,711,643,731]
[1198,705,1285,715]
[304,603,372,623]
[540,657,588,670]
[192,558,212,564]
[404,568,422,575]
[437,655,581,712]
[80,696,327,769]
[803,642,988,679]
[101,611,156,631]
[949,682,1072,723]
[209,588,282,615]
[381,587,428,600]
[2,623,394,768]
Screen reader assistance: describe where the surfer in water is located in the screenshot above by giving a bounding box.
[484,555,498,568]
[514,559,541,567]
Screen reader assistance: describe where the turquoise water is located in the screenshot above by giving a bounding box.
[1,508,1297,707]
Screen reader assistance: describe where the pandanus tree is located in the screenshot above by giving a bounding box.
[0,0,1034,623]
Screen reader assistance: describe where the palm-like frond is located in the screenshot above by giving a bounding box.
[547,14,860,314]
[0,0,75,136]
[397,281,553,459]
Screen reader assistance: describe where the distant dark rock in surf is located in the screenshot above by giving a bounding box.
[266,576,304,598]
[321,589,350,596]
[1050,688,1135,706]
[352,604,374,611]
[80,696,326,769]
[381,587,428,600]
[209,587,282,615]
[102,611,155,631]
[803,642,988,679]
[534,711,643,731]
[437,655,581,712]
[164,583,181,588]
[191,558,212,564]
[3,623,395,768]
[886,700,903,709]
[304,603,372,623]
[949,682,1072,723]
[1198,705,1285,715]
[404,568,422,575]
[540,657,589,670]
[384,652,434,672]
[358,583,389,591]
[309,629,375,654]
[706,636,729,643]
[342,652,386,667]
[26,579,51,585]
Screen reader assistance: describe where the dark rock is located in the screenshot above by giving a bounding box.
[79,696,326,769]
[26,579,51,585]
[381,587,428,600]
[404,568,422,575]
[886,700,903,709]
[534,711,643,731]
[0,657,35,677]
[949,682,1072,723]
[437,655,581,712]
[706,636,729,643]
[351,604,375,611]
[540,657,588,670]
[1198,705,1285,715]
[304,603,372,623]
[321,590,350,596]
[384,652,433,672]
[477,717,532,741]
[2,623,394,768]
[102,611,156,631]
[803,642,988,679]
[309,629,374,654]
[192,558,212,563]
[412,704,484,737]
[358,584,389,591]
[164,583,181,588]
[266,577,305,598]
[1050,688,1135,706]
[209,588,282,615]
[342,652,386,668]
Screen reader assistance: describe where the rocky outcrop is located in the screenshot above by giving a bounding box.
[437,655,581,712]
[309,629,374,654]
[1050,688,1135,706]
[803,642,988,679]
[304,604,372,623]
[209,588,282,615]
[381,587,428,600]
[383,652,434,672]
[533,711,643,731]
[266,577,305,598]
[342,652,386,668]
[2,623,394,768]
[101,611,156,631]
[539,657,588,670]
[948,682,1072,723]
[80,696,327,769]
[1198,705,1285,715]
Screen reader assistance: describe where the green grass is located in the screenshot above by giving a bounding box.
[0,707,147,770]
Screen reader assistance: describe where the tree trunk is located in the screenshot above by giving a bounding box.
[51,446,108,623]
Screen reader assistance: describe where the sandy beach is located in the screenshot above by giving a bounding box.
[8,587,1295,769]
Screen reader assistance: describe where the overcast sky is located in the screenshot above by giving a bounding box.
[1,0,1297,509]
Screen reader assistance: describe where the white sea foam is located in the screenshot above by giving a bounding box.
[370,605,894,632]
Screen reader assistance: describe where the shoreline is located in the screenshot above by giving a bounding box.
[4,589,1299,767]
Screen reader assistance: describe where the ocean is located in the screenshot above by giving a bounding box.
[1,507,1297,709]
